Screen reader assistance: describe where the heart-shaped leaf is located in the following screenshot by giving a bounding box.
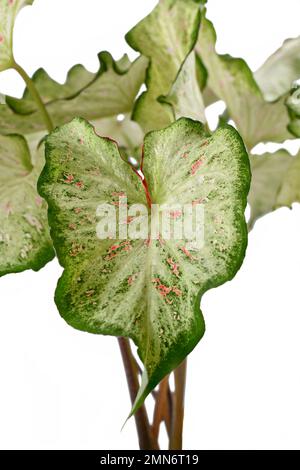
[196,14,295,149]
[38,117,250,411]
[126,0,202,132]
[0,0,34,72]
[249,150,300,229]
[0,134,54,275]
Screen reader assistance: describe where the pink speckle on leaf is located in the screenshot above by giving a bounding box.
[128,273,138,285]
[68,223,76,230]
[160,285,172,295]
[105,252,117,261]
[35,196,43,207]
[64,174,74,184]
[126,216,134,224]
[191,159,203,176]
[0,35,4,43]
[152,278,170,297]
[192,198,203,206]
[181,152,189,159]
[172,287,182,297]
[106,241,132,260]
[152,278,182,304]
[122,240,132,252]
[167,258,180,277]
[69,242,84,257]
[158,235,165,247]
[169,210,182,219]
[110,244,120,252]
[112,200,128,207]
[180,246,195,260]
[75,181,84,189]
[144,238,151,247]
[74,207,82,214]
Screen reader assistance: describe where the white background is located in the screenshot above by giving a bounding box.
[0,0,300,450]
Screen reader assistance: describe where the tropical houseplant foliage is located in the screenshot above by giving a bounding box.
[0,0,299,449]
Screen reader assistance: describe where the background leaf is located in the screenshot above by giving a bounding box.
[159,52,206,124]
[125,0,202,132]
[254,37,300,101]
[196,15,294,149]
[0,53,148,136]
[6,63,95,114]
[0,0,34,72]
[276,152,300,208]
[248,150,300,229]
[0,134,54,275]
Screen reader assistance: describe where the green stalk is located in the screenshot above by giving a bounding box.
[152,375,170,441]
[118,337,159,450]
[12,61,54,133]
[169,359,187,450]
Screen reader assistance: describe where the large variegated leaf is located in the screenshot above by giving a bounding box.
[159,52,206,124]
[125,0,202,132]
[287,81,300,137]
[38,117,250,411]
[0,0,34,72]
[0,53,148,135]
[254,37,300,101]
[6,63,95,114]
[248,150,300,229]
[0,134,54,275]
[196,15,293,149]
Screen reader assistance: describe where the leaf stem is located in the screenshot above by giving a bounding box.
[169,359,187,450]
[117,337,159,450]
[152,375,170,440]
[12,61,54,133]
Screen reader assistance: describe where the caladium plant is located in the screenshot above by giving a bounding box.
[0,0,299,450]
[38,116,249,415]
